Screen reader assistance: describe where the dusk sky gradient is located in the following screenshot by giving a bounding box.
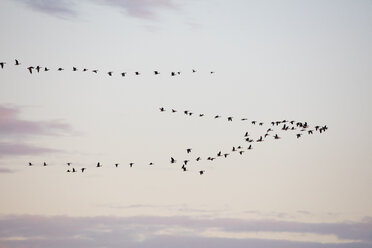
[1,0,372,247]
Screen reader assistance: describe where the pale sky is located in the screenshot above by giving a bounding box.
[1,0,372,247]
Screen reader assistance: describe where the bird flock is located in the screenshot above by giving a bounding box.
[26,106,328,175]
[0,59,214,77]
[1,59,328,175]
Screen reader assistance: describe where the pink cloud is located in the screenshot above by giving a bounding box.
[0,142,59,157]
[0,215,371,248]
[0,105,72,137]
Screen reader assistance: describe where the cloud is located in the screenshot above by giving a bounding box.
[15,0,77,18]
[0,215,371,248]
[0,168,16,173]
[0,142,60,157]
[0,105,72,138]
[97,0,177,19]
[0,104,71,158]
[16,0,177,20]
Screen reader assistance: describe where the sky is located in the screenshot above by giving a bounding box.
[0,0,372,247]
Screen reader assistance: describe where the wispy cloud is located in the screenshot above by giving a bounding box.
[0,142,59,157]
[15,0,178,20]
[0,105,72,138]
[15,0,77,18]
[0,104,71,158]
[0,168,16,173]
[97,0,177,19]
[0,215,371,248]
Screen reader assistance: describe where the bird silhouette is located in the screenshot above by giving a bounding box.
[296,134,302,138]
[67,162,72,166]
[129,162,134,168]
[224,153,229,158]
[252,121,256,125]
[108,71,113,76]
[44,67,50,72]
[83,68,88,72]
[15,59,20,66]
[43,162,47,166]
[199,114,204,117]
[28,162,33,166]
[256,136,263,142]
[58,68,64,71]
[248,145,252,150]
[214,115,221,119]
[97,162,102,167]
[171,157,176,164]
[244,132,249,137]
[186,148,192,153]
[199,170,205,175]
[171,72,176,76]
[274,134,280,139]
[149,162,153,165]
[81,168,86,172]
[115,163,119,168]
[0,62,5,69]
[154,71,160,75]
[135,72,140,75]
[196,157,201,161]
[192,69,196,73]
[121,72,126,77]
[92,70,98,73]
[227,117,233,121]
[27,66,34,74]
[241,118,248,121]
[73,67,77,71]
[183,160,189,165]
[160,107,165,112]
[35,66,41,73]
[72,168,76,173]
[171,109,177,113]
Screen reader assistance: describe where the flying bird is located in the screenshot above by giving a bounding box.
[15,59,20,65]
[129,162,134,167]
[67,162,72,166]
[172,109,177,113]
[43,162,47,166]
[186,148,192,153]
[171,72,176,76]
[92,69,98,73]
[97,162,102,167]
[135,72,140,75]
[81,168,86,172]
[171,157,176,164]
[121,72,126,77]
[115,163,119,168]
[73,67,77,71]
[196,157,201,161]
[44,67,50,72]
[27,66,34,74]
[199,170,205,175]
[58,68,64,71]
[154,71,160,75]
[28,162,33,166]
[108,71,113,76]
[227,117,233,121]
[0,62,5,69]
[35,66,41,73]
[160,107,165,112]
